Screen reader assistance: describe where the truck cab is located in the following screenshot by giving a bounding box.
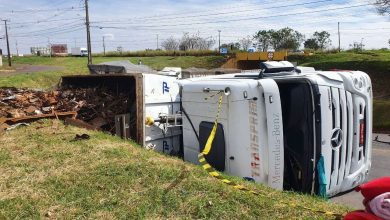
[179,61,372,197]
[71,47,88,57]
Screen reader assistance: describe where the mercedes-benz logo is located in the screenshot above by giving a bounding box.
[331,128,343,149]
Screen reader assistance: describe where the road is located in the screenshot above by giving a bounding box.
[0,64,64,76]
[330,133,390,209]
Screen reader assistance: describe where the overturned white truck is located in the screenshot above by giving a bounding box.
[179,61,373,197]
[66,60,372,197]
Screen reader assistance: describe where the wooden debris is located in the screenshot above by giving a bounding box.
[0,87,129,133]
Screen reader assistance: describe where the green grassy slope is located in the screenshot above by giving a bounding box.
[289,50,390,132]
[0,121,348,219]
[0,56,225,89]
[289,50,390,99]
[373,99,390,132]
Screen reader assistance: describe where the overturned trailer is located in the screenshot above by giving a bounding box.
[61,61,182,155]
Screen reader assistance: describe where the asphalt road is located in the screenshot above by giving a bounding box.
[330,133,390,209]
[0,64,63,76]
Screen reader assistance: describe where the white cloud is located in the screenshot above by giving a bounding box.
[0,0,389,54]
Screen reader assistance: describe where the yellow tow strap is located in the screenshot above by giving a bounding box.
[198,93,344,219]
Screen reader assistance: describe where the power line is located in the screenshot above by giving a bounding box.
[9,17,83,26]
[92,0,294,24]
[33,8,84,24]
[11,22,85,37]
[3,6,84,14]
[11,25,85,38]
[93,0,334,25]
[124,6,384,33]
[2,1,387,52]
[91,3,373,29]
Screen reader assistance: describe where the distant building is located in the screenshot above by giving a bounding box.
[30,47,50,56]
[51,44,68,56]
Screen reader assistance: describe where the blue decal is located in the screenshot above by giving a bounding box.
[163,82,170,94]
[163,141,170,153]
[243,177,255,182]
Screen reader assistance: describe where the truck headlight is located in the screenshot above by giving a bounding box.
[352,75,365,90]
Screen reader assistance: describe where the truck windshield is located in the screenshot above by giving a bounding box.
[276,79,315,193]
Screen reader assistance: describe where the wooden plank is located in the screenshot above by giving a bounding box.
[1,111,77,125]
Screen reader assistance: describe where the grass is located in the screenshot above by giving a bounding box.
[99,49,220,57]
[373,99,390,133]
[0,56,225,89]
[0,120,349,219]
[288,50,390,99]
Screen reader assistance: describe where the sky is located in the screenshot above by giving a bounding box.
[0,0,389,54]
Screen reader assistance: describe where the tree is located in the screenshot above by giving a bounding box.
[254,28,304,51]
[375,0,390,16]
[162,36,179,51]
[117,46,123,55]
[196,37,215,50]
[349,41,364,51]
[313,31,331,50]
[304,31,331,50]
[239,36,253,51]
[221,42,240,52]
[304,38,319,50]
[253,30,273,52]
[179,33,215,51]
[270,27,304,51]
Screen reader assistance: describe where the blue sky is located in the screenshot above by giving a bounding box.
[0,0,389,54]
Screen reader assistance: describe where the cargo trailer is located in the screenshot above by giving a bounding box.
[61,72,182,155]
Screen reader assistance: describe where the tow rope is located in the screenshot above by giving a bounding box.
[198,93,344,219]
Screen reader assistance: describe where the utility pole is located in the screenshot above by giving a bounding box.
[15,40,19,56]
[338,22,341,53]
[218,30,221,52]
[102,36,106,56]
[2,19,11,67]
[47,37,51,58]
[156,34,159,50]
[85,0,92,64]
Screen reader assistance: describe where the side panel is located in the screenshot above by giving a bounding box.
[182,90,229,165]
[226,82,268,184]
[181,79,284,190]
[258,79,284,190]
[143,74,182,154]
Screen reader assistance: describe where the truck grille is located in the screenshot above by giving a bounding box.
[328,88,367,193]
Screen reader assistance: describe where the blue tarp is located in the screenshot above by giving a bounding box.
[317,155,327,198]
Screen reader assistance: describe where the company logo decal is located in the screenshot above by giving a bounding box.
[331,128,343,149]
[249,100,261,178]
[163,82,170,94]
